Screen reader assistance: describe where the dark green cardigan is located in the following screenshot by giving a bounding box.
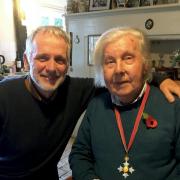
[70,85,180,180]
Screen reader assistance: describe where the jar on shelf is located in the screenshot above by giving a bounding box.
[78,0,86,12]
[85,0,89,11]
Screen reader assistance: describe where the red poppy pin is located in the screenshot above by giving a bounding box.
[143,112,158,128]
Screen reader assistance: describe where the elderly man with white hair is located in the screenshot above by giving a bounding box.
[69,27,180,180]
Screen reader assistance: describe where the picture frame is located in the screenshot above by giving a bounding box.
[116,0,126,7]
[88,35,100,65]
[139,0,154,6]
[89,0,111,11]
[126,0,140,7]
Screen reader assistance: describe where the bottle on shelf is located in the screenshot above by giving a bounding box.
[15,51,22,72]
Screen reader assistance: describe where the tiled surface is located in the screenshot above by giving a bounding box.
[58,137,74,180]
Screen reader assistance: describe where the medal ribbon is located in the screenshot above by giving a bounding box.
[114,84,150,152]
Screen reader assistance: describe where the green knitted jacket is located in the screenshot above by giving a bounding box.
[70,85,180,180]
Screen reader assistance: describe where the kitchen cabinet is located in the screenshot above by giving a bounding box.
[65,3,180,78]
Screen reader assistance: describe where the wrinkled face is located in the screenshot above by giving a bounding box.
[103,35,146,104]
[28,32,68,98]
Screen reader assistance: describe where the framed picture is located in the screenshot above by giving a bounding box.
[139,0,154,6]
[89,0,111,11]
[126,0,140,7]
[88,35,100,65]
[116,0,126,7]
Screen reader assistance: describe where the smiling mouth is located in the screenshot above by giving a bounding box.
[43,76,59,83]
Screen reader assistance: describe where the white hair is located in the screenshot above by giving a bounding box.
[93,27,152,87]
[25,26,71,63]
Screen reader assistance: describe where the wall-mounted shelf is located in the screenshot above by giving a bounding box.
[65,3,180,17]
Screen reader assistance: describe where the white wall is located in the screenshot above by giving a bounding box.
[0,0,16,63]
[37,0,67,7]
[0,0,67,64]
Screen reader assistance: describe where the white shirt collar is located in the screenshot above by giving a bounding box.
[111,83,147,106]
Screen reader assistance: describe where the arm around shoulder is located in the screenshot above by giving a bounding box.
[160,79,180,103]
[151,73,180,103]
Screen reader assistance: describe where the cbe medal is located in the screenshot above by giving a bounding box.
[117,155,135,178]
[114,84,150,179]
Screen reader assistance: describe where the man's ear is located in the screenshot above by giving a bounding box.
[23,53,30,71]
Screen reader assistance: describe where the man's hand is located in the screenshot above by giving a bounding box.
[160,78,180,103]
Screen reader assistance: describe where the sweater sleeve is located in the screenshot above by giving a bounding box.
[150,72,169,87]
[69,105,100,180]
[175,99,180,176]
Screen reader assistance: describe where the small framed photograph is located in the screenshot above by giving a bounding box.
[139,0,154,6]
[116,0,126,7]
[89,0,111,11]
[126,0,140,7]
[88,35,100,65]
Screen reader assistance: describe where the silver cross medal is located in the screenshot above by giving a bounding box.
[117,156,135,178]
